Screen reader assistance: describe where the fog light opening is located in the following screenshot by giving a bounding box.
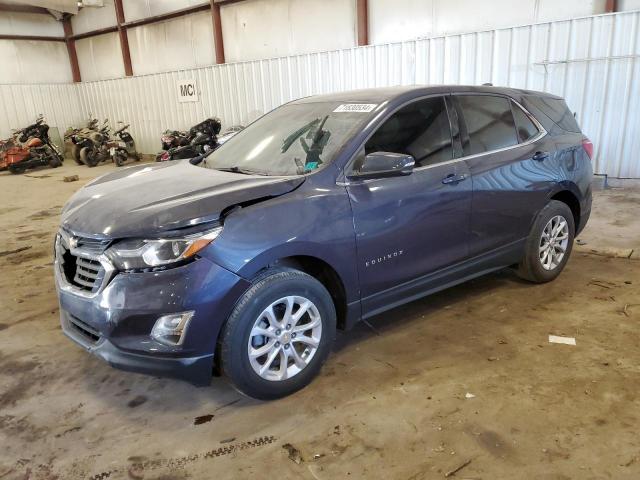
[151,311,194,346]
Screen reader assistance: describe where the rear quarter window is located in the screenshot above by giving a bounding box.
[511,101,540,143]
[524,96,581,133]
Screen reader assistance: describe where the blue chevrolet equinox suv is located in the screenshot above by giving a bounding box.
[55,85,593,399]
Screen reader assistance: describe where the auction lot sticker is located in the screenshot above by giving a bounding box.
[333,103,377,113]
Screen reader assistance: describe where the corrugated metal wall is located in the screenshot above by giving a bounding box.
[1,10,638,177]
[0,83,84,143]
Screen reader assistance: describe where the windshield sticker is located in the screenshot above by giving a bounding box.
[333,103,377,113]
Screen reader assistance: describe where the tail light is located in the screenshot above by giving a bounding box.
[582,138,594,159]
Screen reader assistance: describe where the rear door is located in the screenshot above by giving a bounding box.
[453,94,548,257]
[345,95,472,314]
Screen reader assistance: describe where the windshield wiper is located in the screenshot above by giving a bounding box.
[281,118,321,153]
[215,166,268,176]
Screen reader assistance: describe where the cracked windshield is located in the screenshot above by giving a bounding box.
[202,102,374,176]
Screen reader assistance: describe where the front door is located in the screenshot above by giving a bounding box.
[345,95,472,316]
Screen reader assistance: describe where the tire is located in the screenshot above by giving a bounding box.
[220,268,336,400]
[114,152,126,167]
[517,200,575,283]
[9,165,26,174]
[71,144,83,165]
[80,147,98,167]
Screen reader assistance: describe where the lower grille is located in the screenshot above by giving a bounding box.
[67,315,101,343]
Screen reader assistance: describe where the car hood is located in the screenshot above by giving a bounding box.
[61,160,304,238]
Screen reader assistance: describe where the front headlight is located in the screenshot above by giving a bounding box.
[106,226,222,271]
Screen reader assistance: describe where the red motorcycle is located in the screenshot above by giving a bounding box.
[4,116,64,174]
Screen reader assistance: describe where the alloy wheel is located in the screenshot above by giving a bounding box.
[248,296,322,382]
[539,215,569,270]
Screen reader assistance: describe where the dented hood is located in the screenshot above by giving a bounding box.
[61,160,304,238]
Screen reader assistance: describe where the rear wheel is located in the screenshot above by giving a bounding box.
[517,200,575,283]
[220,268,336,400]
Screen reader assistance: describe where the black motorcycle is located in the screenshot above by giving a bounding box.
[156,117,221,162]
[108,123,141,167]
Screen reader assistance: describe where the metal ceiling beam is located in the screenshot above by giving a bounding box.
[210,0,225,64]
[69,25,118,41]
[114,0,133,76]
[0,33,64,41]
[62,15,81,83]
[356,0,369,46]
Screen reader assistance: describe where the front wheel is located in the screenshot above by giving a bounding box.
[80,147,99,167]
[517,200,575,283]
[220,268,336,400]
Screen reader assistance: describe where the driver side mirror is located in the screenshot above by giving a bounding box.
[348,151,415,180]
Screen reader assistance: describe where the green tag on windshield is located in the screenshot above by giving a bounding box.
[304,162,319,172]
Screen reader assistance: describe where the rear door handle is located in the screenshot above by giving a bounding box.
[533,151,549,161]
[442,173,467,185]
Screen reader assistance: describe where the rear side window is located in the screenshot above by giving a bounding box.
[365,96,453,167]
[511,101,539,143]
[524,96,581,133]
[457,95,517,155]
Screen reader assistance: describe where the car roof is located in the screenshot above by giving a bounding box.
[292,85,562,104]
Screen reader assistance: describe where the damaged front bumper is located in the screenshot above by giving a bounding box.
[55,250,250,386]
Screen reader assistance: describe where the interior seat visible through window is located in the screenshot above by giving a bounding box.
[364,96,453,168]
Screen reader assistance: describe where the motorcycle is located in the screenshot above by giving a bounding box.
[155,117,222,162]
[65,116,99,165]
[160,129,189,150]
[0,130,20,171]
[6,116,64,174]
[78,119,112,167]
[108,122,141,167]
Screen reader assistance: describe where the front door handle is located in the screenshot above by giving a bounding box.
[442,173,467,185]
[533,151,549,161]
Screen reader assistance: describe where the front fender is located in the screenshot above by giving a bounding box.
[199,180,359,305]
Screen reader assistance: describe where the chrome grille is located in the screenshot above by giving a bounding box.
[55,230,113,294]
[73,256,103,289]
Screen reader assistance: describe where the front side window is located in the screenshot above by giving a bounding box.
[202,102,372,176]
[457,95,518,155]
[511,101,539,143]
[364,96,453,168]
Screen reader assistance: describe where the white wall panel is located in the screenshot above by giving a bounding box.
[75,32,125,82]
[71,0,117,35]
[122,0,206,22]
[128,11,216,76]
[0,40,72,84]
[0,83,84,142]
[0,12,64,36]
[370,0,608,44]
[220,0,356,62]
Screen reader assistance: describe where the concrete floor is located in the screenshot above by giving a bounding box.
[1,162,639,480]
